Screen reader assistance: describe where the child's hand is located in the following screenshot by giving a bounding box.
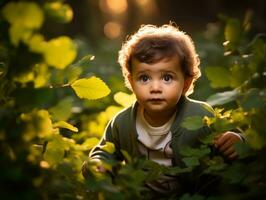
[82,159,107,179]
[214,131,243,160]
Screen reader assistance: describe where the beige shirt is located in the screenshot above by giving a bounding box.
[136,106,176,166]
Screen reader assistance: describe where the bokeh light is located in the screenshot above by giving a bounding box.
[99,0,127,14]
[104,21,122,39]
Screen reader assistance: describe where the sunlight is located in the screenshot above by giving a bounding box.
[135,0,158,15]
[104,21,122,39]
[135,0,150,6]
[99,0,127,14]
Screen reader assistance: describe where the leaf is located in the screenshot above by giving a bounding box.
[2,2,44,29]
[53,121,78,132]
[181,116,204,130]
[239,88,265,111]
[49,97,73,121]
[222,163,246,184]
[44,2,73,23]
[180,146,210,157]
[205,66,231,88]
[71,76,111,100]
[27,34,46,53]
[101,142,115,154]
[182,157,200,167]
[121,150,132,163]
[213,118,235,133]
[230,64,251,88]
[71,54,95,68]
[114,92,136,107]
[207,89,238,106]
[9,24,32,46]
[78,137,99,151]
[44,135,65,166]
[20,109,53,141]
[225,18,242,45]
[44,36,77,69]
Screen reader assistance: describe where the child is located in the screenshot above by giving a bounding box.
[82,24,242,196]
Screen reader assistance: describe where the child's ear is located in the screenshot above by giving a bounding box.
[182,77,193,95]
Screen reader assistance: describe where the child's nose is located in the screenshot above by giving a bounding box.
[150,80,162,93]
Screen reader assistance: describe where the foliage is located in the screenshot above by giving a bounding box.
[0,1,111,199]
[0,1,265,200]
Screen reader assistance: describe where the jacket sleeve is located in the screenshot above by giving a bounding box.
[82,118,123,178]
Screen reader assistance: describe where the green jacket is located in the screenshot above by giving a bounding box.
[89,96,214,167]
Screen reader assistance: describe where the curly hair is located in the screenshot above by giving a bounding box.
[118,24,201,95]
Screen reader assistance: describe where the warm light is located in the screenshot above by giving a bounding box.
[104,22,122,39]
[135,0,150,6]
[135,0,157,15]
[99,0,127,14]
[40,160,50,169]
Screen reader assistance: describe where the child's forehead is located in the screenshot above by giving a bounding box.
[131,55,182,71]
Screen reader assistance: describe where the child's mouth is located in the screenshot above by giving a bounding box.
[148,98,164,103]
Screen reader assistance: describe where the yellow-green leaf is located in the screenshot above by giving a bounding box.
[49,97,73,121]
[181,116,204,131]
[102,142,115,154]
[53,121,78,132]
[205,66,231,88]
[44,36,77,69]
[20,109,53,141]
[114,92,136,107]
[9,24,32,46]
[71,76,111,100]
[44,135,65,166]
[27,34,46,53]
[44,2,73,23]
[2,2,44,29]
[76,137,99,151]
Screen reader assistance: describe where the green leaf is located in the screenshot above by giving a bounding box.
[53,121,78,132]
[234,143,253,159]
[44,2,73,23]
[182,157,200,167]
[222,163,246,184]
[101,142,115,154]
[213,118,235,133]
[77,137,99,151]
[20,109,53,140]
[207,89,238,106]
[71,54,95,68]
[49,97,73,121]
[230,64,251,88]
[181,116,204,130]
[2,2,44,29]
[225,18,242,45]
[121,150,132,163]
[114,92,136,107]
[71,76,111,100]
[205,156,227,173]
[27,34,46,53]
[9,24,32,46]
[239,88,265,111]
[44,135,65,166]
[180,146,210,157]
[205,66,231,88]
[44,36,77,69]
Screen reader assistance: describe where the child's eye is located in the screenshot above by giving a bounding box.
[139,75,150,82]
[162,74,173,82]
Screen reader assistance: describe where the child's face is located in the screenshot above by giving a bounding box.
[129,55,192,115]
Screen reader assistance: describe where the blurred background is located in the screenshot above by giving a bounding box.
[0,0,266,199]
[42,0,266,100]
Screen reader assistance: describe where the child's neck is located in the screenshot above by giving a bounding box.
[143,108,176,127]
